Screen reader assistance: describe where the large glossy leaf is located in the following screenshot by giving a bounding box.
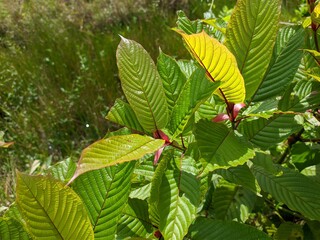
[0,218,31,240]
[16,172,94,239]
[189,217,271,240]
[157,51,187,115]
[225,0,281,99]
[72,162,135,239]
[158,156,200,240]
[177,30,245,103]
[117,198,154,239]
[239,114,302,150]
[250,163,320,221]
[117,37,169,132]
[252,27,304,102]
[194,120,255,172]
[169,68,220,138]
[106,99,145,132]
[301,164,320,184]
[211,181,256,222]
[70,134,164,181]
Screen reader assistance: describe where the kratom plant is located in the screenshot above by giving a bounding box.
[1,0,320,239]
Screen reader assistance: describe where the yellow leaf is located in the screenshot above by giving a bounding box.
[177,30,245,103]
[312,3,320,24]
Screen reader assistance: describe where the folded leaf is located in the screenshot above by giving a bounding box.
[117,37,169,132]
[16,173,94,239]
[225,0,281,99]
[70,134,164,181]
[177,30,245,103]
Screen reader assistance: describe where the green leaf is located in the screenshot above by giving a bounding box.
[301,164,320,184]
[252,27,304,102]
[72,162,135,239]
[70,134,164,181]
[157,51,187,115]
[117,37,169,132]
[274,222,303,240]
[106,99,145,132]
[211,181,256,222]
[117,198,154,239]
[0,218,31,240]
[189,217,271,240]
[176,10,203,34]
[214,164,259,194]
[45,157,76,182]
[250,163,320,221]
[177,59,197,79]
[169,68,220,138]
[278,80,320,112]
[16,172,94,239]
[225,0,281,99]
[194,120,255,172]
[158,156,200,240]
[239,114,302,150]
[177,30,246,103]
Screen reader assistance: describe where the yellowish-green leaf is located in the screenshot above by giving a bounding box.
[312,3,320,24]
[302,17,312,28]
[177,30,245,104]
[70,134,164,182]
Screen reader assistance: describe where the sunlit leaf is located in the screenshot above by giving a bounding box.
[117,37,169,132]
[16,172,94,239]
[225,0,281,99]
[177,30,245,103]
[157,51,187,114]
[176,10,203,34]
[106,99,145,132]
[169,68,220,138]
[0,218,31,240]
[70,134,164,181]
[45,157,76,182]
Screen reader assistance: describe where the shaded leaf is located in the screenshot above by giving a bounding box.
[72,162,135,239]
[16,172,94,239]
[250,163,320,221]
[252,27,304,102]
[274,222,303,240]
[117,198,154,239]
[211,181,256,222]
[176,10,203,34]
[189,217,271,240]
[195,120,255,172]
[225,0,281,99]
[239,114,302,150]
[117,37,169,132]
[177,30,245,103]
[70,134,164,181]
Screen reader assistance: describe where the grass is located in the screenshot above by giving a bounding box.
[0,0,205,206]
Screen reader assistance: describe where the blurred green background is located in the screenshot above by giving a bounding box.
[0,0,305,206]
